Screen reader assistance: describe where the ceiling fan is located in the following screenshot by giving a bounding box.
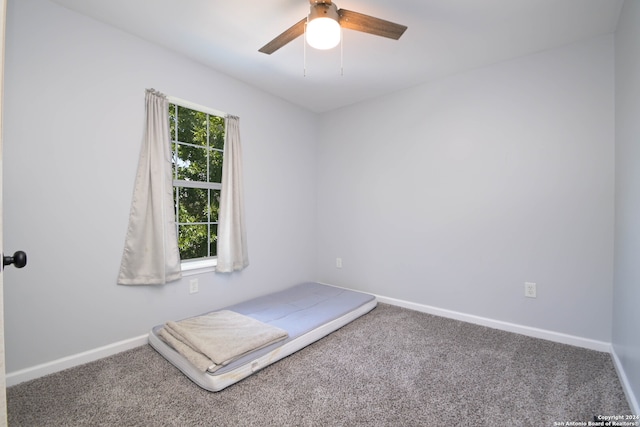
[259,0,408,54]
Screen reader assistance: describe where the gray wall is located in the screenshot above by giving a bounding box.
[613,0,640,414]
[316,35,615,342]
[2,0,318,372]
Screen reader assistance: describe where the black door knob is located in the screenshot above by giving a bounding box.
[3,251,27,268]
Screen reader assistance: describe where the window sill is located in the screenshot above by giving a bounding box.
[181,258,217,276]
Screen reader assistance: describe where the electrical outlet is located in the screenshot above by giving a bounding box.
[524,282,537,298]
[336,258,343,268]
[189,279,199,294]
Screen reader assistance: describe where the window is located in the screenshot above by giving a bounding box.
[169,100,225,268]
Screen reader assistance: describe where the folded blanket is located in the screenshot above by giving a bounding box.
[158,310,289,372]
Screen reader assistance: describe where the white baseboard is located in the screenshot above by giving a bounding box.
[611,347,640,415]
[6,334,148,387]
[375,294,612,353]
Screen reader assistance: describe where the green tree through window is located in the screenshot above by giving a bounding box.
[169,102,225,261]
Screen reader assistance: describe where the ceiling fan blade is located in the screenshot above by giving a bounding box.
[338,9,407,40]
[259,17,307,54]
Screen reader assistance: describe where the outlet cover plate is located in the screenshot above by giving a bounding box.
[189,279,199,294]
[525,282,537,298]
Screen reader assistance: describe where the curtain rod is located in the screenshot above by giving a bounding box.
[166,95,229,118]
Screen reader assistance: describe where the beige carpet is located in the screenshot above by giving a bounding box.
[7,303,631,426]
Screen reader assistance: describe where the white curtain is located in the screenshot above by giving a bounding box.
[215,115,249,273]
[118,89,182,285]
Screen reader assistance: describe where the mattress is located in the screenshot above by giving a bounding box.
[148,282,377,391]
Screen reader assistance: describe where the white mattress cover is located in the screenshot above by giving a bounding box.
[148,282,377,392]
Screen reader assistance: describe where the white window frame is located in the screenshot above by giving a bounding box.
[168,96,226,275]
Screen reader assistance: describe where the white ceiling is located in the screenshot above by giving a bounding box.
[49,0,623,113]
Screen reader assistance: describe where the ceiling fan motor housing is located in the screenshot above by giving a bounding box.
[308,2,340,23]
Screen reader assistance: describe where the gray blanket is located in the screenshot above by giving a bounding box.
[159,310,289,372]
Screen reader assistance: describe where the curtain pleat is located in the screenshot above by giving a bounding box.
[215,115,249,273]
[117,89,182,285]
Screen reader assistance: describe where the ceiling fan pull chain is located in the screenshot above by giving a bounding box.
[303,21,308,77]
[340,27,344,76]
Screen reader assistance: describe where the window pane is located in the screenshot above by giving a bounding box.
[176,144,207,182]
[178,224,208,259]
[171,101,226,262]
[176,106,208,146]
[169,104,177,140]
[209,150,223,183]
[178,187,208,223]
[209,224,218,257]
[210,189,220,222]
[173,186,178,217]
[209,115,225,150]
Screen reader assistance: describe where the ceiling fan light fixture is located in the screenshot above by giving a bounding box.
[258,2,407,55]
[306,4,341,50]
